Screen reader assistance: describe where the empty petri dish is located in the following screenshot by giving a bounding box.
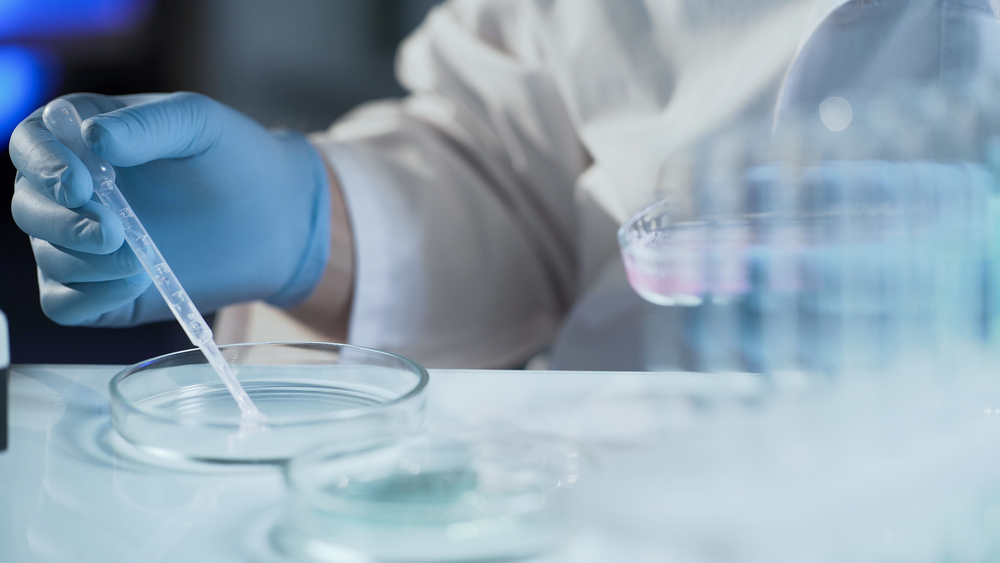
[273,431,585,563]
[109,342,428,463]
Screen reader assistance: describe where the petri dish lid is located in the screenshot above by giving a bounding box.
[275,430,587,562]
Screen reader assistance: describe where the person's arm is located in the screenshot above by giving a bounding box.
[302,0,591,368]
[287,164,353,342]
[8,0,587,369]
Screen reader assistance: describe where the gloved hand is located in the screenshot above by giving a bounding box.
[9,92,331,326]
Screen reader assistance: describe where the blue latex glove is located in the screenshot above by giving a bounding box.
[9,93,331,326]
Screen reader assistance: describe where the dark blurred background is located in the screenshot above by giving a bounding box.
[0,0,443,364]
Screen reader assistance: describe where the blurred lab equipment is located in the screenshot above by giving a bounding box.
[42,98,263,421]
[9,91,331,328]
[621,85,1000,380]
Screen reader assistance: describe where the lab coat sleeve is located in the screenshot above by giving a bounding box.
[309,0,590,368]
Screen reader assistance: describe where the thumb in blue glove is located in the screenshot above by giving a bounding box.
[9,92,331,326]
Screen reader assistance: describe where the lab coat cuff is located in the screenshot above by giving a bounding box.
[307,136,395,348]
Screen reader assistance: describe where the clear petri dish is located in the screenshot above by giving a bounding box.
[618,199,708,307]
[109,342,428,463]
[273,431,585,563]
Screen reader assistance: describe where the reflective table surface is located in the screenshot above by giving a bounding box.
[0,365,761,563]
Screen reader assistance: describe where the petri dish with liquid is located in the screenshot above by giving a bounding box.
[273,431,586,563]
[109,342,428,463]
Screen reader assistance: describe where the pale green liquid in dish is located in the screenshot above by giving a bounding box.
[329,468,479,504]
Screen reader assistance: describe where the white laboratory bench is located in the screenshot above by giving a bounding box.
[0,364,764,563]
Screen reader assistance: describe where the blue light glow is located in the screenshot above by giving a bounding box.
[0,46,54,145]
[0,0,151,146]
[0,0,153,39]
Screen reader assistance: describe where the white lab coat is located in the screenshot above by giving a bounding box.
[303,0,1000,369]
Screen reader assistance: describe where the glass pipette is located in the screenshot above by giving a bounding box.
[42,98,265,423]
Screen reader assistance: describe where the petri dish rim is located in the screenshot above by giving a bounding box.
[109,341,430,429]
[618,197,815,263]
[618,199,695,263]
